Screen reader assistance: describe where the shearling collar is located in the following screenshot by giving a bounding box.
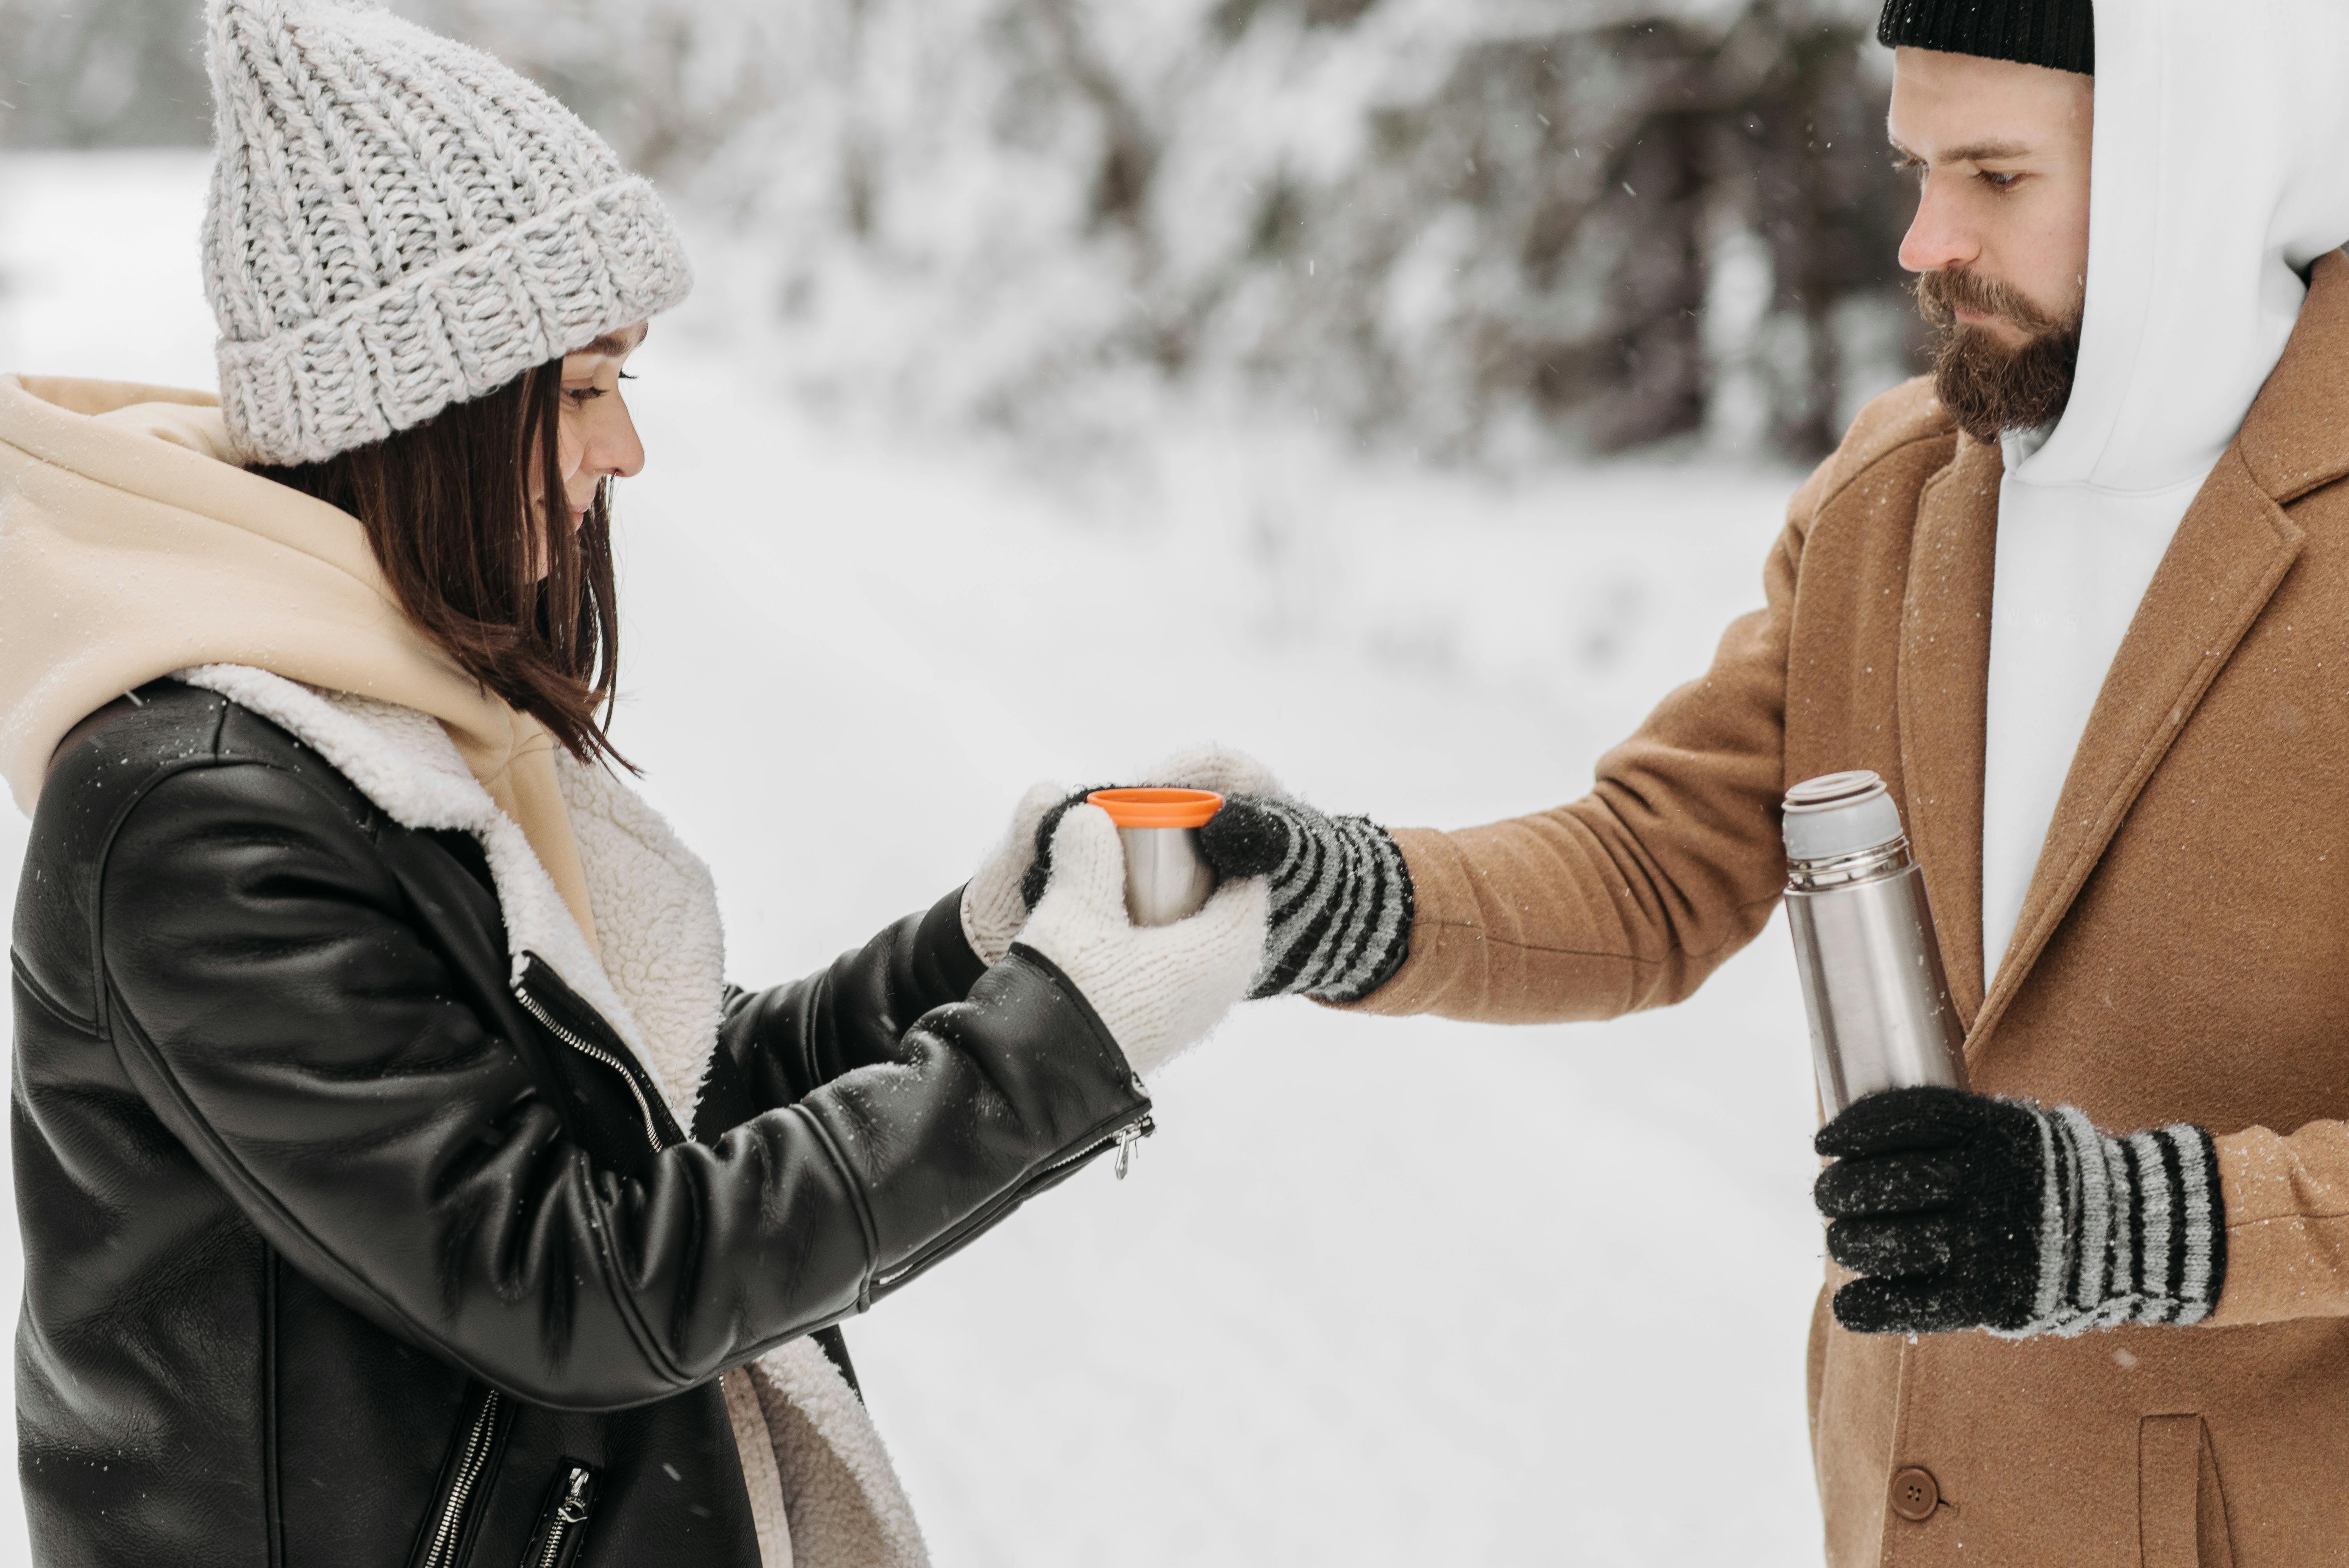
[172,663,720,1126]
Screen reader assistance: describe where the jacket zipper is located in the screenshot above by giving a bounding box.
[417,1390,504,1568]
[525,1464,598,1568]
[410,978,632,1568]
[1061,1114,1151,1191]
[513,980,669,1154]
[872,1111,1154,1292]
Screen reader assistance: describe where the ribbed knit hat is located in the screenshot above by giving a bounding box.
[201,0,693,466]
[1878,0,2094,75]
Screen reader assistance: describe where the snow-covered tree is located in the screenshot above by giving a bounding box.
[5,0,1924,458]
[521,0,1920,459]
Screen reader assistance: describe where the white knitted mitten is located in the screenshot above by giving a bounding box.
[961,782,1066,964]
[961,748,1280,966]
[1014,804,1269,1078]
[1134,743,1286,801]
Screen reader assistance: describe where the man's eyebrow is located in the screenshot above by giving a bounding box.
[1945,139,2033,162]
[1887,135,2036,164]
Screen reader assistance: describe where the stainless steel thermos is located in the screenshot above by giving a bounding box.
[1782,770,1969,1118]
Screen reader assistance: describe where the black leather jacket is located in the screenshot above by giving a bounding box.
[9,680,1151,1567]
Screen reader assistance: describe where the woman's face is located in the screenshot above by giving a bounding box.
[539,322,648,553]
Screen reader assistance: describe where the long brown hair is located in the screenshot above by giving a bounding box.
[253,356,629,768]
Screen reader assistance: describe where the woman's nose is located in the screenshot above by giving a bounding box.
[592,406,646,480]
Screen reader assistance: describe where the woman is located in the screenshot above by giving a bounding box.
[0,0,1267,1564]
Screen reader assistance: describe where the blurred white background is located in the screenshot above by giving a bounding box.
[0,0,1916,1554]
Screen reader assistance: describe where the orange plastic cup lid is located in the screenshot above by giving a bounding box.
[1087,788,1223,829]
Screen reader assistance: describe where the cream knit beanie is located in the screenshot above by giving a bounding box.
[201,0,693,466]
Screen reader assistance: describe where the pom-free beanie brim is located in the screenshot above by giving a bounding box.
[1878,0,2094,76]
[218,176,689,467]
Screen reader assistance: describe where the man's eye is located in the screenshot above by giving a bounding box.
[1980,170,2023,191]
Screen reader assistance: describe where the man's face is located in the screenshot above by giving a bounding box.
[1888,48,2094,441]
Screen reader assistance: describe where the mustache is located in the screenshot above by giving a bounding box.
[1915,268,2071,339]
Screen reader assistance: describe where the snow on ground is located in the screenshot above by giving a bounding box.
[0,150,1833,1566]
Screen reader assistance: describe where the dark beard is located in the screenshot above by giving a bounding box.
[1917,269,2083,444]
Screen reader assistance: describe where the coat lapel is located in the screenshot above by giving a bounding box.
[1897,437,2003,1024]
[1968,452,2304,1048]
[1968,253,2349,1048]
[2235,252,2349,510]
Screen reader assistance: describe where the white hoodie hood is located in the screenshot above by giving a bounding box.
[1979,0,2349,973]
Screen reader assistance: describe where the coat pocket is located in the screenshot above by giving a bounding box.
[2139,1414,2234,1568]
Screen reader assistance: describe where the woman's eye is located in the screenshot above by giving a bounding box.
[564,385,606,403]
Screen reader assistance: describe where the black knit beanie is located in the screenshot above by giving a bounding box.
[1878,0,2093,76]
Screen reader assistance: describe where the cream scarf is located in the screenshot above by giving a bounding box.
[0,373,599,946]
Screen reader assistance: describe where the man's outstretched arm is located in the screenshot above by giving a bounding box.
[1132,385,1960,1026]
[1331,469,1823,1026]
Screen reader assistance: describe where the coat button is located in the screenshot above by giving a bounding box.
[1889,1466,1940,1522]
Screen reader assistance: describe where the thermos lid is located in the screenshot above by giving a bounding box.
[1782,771,1903,862]
[1087,788,1224,829]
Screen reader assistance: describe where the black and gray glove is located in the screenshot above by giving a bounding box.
[1194,796,1413,1001]
[1813,1086,2226,1337]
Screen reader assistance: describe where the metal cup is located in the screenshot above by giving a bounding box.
[1116,827,1218,926]
[1087,789,1224,927]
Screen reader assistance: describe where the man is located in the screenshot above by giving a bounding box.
[1009,0,2349,1561]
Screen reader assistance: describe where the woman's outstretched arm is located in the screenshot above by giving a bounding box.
[698,889,987,1131]
[97,757,1146,1413]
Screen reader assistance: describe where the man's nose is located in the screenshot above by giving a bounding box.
[1897,178,1979,275]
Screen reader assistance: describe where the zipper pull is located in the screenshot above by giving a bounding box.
[1114,1122,1142,1180]
[556,1466,592,1525]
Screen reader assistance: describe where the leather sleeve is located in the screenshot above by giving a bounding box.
[1332,473,1818,1025]
[2206,1122,2349,1326]
[97,761,1143,1411]
[697,888,987,1137]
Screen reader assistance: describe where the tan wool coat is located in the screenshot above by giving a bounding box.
[1348,251,2349,1568]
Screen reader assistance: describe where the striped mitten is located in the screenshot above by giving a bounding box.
[1813,1086,2226,1337]
[1195,796,1413,1002]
